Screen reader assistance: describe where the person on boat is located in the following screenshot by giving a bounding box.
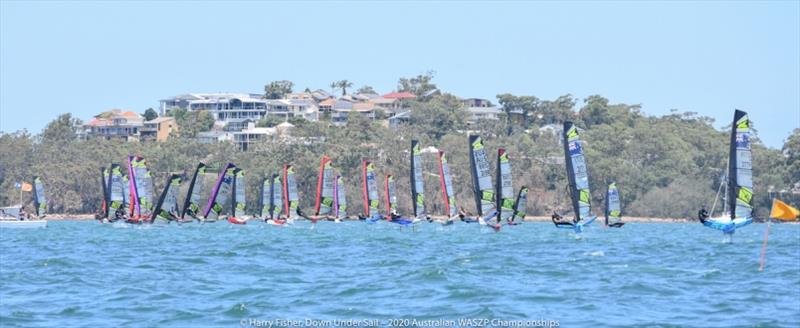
[18,208,27,221]
[551,211,576,227]
[697,206,709,224]
[458,207,477,223]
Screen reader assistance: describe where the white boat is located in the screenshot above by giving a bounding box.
[0,206,47,228]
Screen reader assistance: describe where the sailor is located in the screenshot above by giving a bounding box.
[698,206,709,223]
[551,211,575,226]
[19,208,27,221]
[458,207,478,223]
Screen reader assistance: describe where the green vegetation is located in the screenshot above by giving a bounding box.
[1,91,797,220]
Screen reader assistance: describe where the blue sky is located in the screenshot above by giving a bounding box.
[1,1,798,148]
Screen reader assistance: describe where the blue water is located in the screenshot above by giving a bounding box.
[1,221,799,328]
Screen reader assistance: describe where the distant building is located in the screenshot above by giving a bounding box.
[331,102,380,125]
[233,122,277,151]
[141,117,178,142]
[83,110,143,141]
[462,98,501,123]
[388,111,411,128]
[196,130,234,144]
[160,93,276,130]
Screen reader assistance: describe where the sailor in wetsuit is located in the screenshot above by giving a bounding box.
[698,206,709,224]
[551,211,576,227]
[458,207,477,223]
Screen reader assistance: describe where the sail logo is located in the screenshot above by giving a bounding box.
[736,133,750,148]
[568,141,582,155]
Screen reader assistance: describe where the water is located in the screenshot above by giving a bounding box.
[1,221,799,327]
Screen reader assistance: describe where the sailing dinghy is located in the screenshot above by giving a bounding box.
[332,175,347,222]
[700,110,754,234]
[605,182,624,228]
[508,186,528,225]
[436,150,457,225]
[360,160,383,223]
[385,174,413,225]
[553,122,597,232]
[202,163,236,223]
[1,177,48,228]
[266,173,287,225]
[151,174,182,224]
[313,156,336,221]
[410,140,429,223]
[228,168,249,224]
[467,135,501,231]
[180,162,207,223]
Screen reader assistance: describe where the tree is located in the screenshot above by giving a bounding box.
[264,80,294,99]
[783,128,800,185]
[398,71,437,99]
[408,94,467,139]
[41,113,82,143]
[143,108,158,121]
[257,115,284,128]
[168,108,214,137]
[496,94,539,135]
[356,85,376,95]
[336,80,353,96]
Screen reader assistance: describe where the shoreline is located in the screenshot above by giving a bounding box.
[40,214,794,224]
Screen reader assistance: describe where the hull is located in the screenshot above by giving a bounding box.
[703,214,753,233]
[227,217,248,225]
[0,220,47,228]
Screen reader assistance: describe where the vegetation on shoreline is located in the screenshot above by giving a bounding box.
[1,83,797,220]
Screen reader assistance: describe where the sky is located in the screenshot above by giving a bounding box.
[1,1,798,148]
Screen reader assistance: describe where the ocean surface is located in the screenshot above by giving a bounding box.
[1,221,799,328]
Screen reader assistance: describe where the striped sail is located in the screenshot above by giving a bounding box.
[468,135,496,217]
[283,165,301,219]
[410,140,426,219]
[362,160,380,218]
[334,175,347,220]
[496,149,514,223]
[385,174,398,217]
[729,110,754,220]
[181,162,206,219]
[152,174,182,222]
[314,156,335,216]
[232,168,246,218]
[203,163,236,221]
[126,157,140,216]
[605,182,621,225]
[438,151,458,218]
[512,186,529,222]
[270,173,283,219]
[563,122,592,222]
[106,164,124,220]
[32,176,47,217]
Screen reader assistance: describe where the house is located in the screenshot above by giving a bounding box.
[233,122,277,151]
[462,98,501,123]
[159,93,271,131]
[140,117,178,142]
[83,110,143,141]
[331,102,379,125]
[285,99,319,121]
[196,130,234,144]
[388,111,411,128]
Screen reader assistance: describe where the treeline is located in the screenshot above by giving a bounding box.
[1,93,798,220]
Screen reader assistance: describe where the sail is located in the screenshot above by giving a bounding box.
[106,164,124,220]
[32,176,47,217]
[132,156,155,217]
[260,176,270,218]
[203,163,236,221]
[314,156,335,216]
[410,140,426,219]
[437,151,458,218]
[605,182,621,225]
[512,186,529,222]
[729,110,754,220]
[283,165,301,219]
[152,174,182,222]
[269,173,283,219]
[232,168,246,217]
[563,122,592,221]
[362,160,380,218]
[468,135,496,217]
[496,149,514,222]
[126,156,140,216]
[334,175,347,220]
[100,166,109,217]
[181,162,207,219]
[385,174,398,217]
[121,173,130,213]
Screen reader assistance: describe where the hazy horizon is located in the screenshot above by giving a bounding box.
[1,1,798,148]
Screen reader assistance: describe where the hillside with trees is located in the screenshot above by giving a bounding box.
[1,87,797,220]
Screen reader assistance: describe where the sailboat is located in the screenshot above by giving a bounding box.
[127,155,155,224]
[151,174,183,225]
[105,164,125,223]
[313,156,336,220]
[605,182,624,228]
[283,164,306,223]
[700,110,754,234]
[180,162,207,223]
[96,166,109,221]
[265,172,287,225]
[385,174,413,225]
[228,168,249,224]
[361,160,383,222]
[410,140,429,223]
[332,175,347,222]
[202,163,236,223]
[0,177,48,228]
[467,135,501,231]
[436,150,457,225]
[553,122,597,232]
[496,148,515,225]
[508,186,528,225]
